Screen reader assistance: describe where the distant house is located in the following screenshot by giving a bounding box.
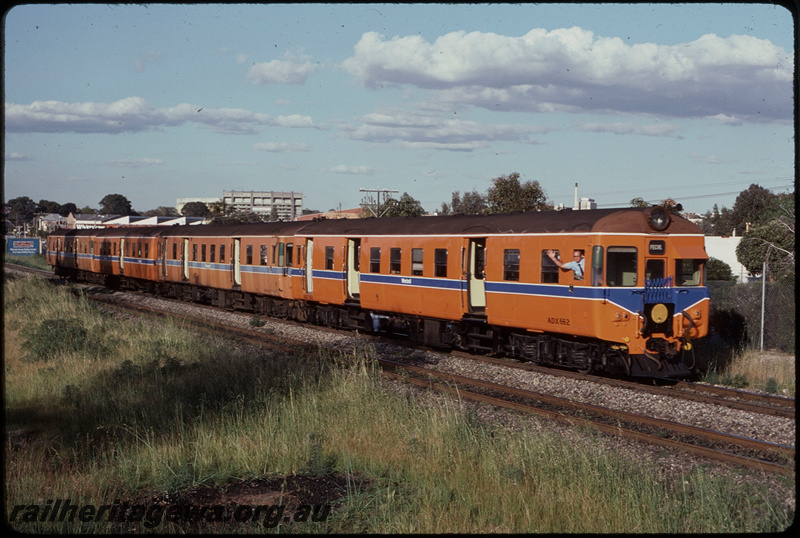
[66,213,118,229]
[37,213,68,232]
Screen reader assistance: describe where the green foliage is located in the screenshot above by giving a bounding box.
[764,377,779,394]
[442,189,488,215]
[486,172,550,213]
[249,314,266,327]
[180,201,210,217]
[383,192,426,217]
[706,257,735,281]
[99,193,134,215]
[722,373,749,388]
[23,318,88,362]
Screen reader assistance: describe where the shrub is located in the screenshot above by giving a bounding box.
[23,318,87,362]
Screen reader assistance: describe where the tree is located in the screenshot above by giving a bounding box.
[443,190,488,215]
[707,203,734,236]
[6,196,37,226]
[735,192,794,281]
[706,257,735,281]
[730,184,775,237]
[99,194,133,215]
[383,192,426,218]
[59,203,78,216]
[486,173,549,213]
[37,199,62,214]
[181,202,210,218]
[144,206,180,217]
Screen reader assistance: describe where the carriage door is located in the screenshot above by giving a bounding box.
[305,239,314,293]
[182,239,190,281]
[233,239,242,286]
[119,239,125,274]
[468,239,486,313]
[346,238,361,299]
[160,238,168,277]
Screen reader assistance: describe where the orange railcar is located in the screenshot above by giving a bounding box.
[47,207,709,378]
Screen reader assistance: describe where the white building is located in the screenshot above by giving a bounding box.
[223,190,303,220]
[704,236,750,283]
[176,190,304,220]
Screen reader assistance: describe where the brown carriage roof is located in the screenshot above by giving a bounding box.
[294,207,702,236]
[47,208,701,238]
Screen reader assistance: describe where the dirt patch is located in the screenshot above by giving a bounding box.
[124,473,372,532]
[177,473,368,508]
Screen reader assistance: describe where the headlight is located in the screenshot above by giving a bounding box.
[650,303,669,323]
[647,207,670,231]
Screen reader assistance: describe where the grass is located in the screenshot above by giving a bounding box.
[4,253,51,271]
[4,274,795,533]
[700,347,796,396]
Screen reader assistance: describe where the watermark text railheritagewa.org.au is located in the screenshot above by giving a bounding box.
[8,498,332,529]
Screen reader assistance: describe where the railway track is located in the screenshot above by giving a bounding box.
[379,359,794,477]
[7,263,795,475]
[451,352,796,420]
[77,288,795,477]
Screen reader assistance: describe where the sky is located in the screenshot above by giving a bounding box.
[3,3,795,216]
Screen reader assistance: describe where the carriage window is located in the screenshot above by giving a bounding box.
[390,248,402,274]
[591,246,604,286]
[219,245,226,263]
[246,245,253,265]
[138,243,143,258]
[540,250,558,283]
[645,259,665,281]
[278,243,285,267]
[675,259,703,286]
[505,249,521,281]
[434,249,448,277]
[607,247,638,287]
[370,247,381,273]
[411,248,423,276]
[172,242,177,260]
[325,246,335,270]
[144,244,149,258]
[201,244,206,262]
[192,244,197,261]
[210,245,216,263]
[286,243,294,267]
[260,245,268,266]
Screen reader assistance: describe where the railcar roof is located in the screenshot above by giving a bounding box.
[295,207,701,236]
[47,207,701,238]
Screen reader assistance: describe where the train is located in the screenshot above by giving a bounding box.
[46,206,710,378]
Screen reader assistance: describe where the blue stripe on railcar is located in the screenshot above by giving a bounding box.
[360,273,464,291]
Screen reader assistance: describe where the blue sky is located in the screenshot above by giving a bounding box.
[4,3,794,215]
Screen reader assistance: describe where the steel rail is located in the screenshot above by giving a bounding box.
[452,352,795,419]
[379,359,795,476]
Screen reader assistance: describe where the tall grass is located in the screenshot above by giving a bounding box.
[4,275,794,533]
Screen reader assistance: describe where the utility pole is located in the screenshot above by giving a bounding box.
[359,188,399,218]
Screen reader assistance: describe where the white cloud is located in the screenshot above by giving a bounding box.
[4,97,316,135]
[320,165,374,175]
[579,122,683,138]
[103,158,165,167]
[253,142,310,152]
[247,52,319,85]
[341,28,793,122]
[342,107,546,151]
